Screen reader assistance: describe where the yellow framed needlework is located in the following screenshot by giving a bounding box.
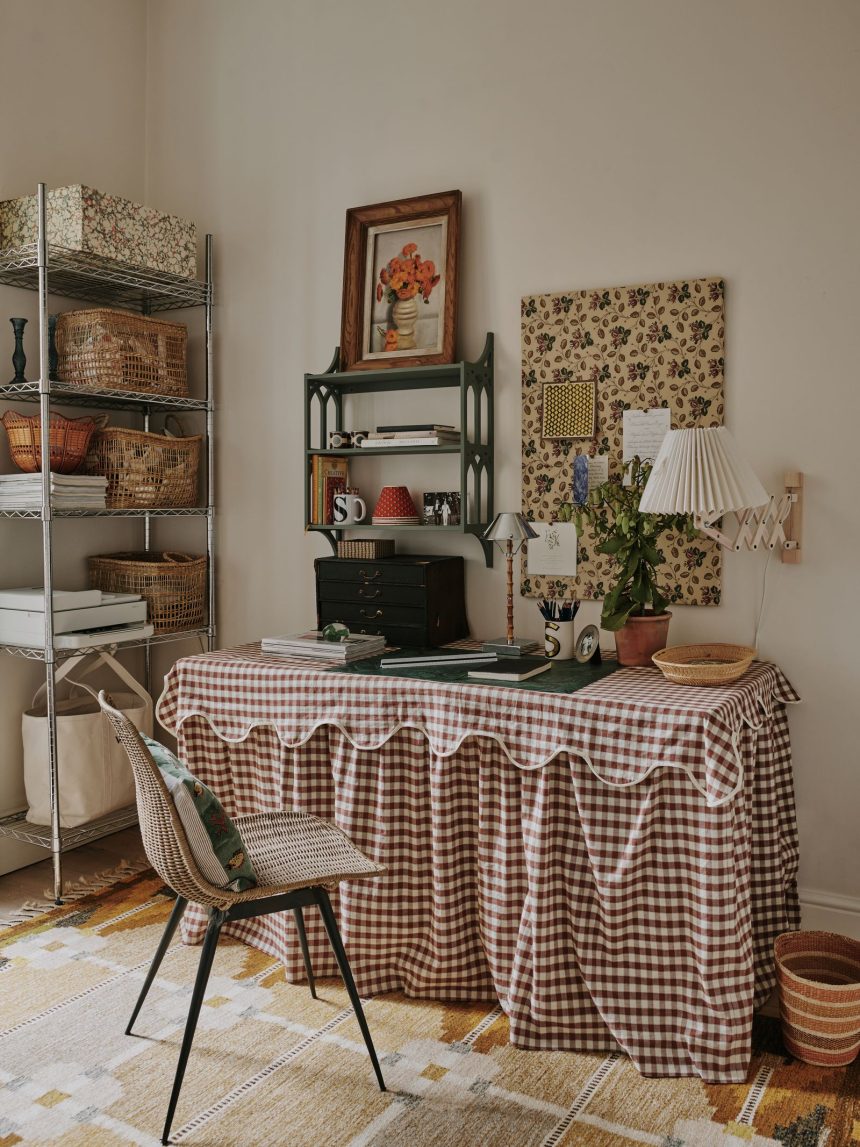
[541,380,596,439]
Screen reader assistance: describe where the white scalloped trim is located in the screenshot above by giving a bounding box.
[156,705,742,807]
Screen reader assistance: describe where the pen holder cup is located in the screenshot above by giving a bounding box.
[544,619,576,660]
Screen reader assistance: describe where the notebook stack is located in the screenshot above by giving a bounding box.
[261,630,385,662]
[0,473,108,510]
[361,424,461,448]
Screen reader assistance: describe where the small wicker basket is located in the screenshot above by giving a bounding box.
[775,931,860,1066]
[56,308,188,397]
[651,643,756,686]
[85,416,201,508]
[336,539,396,559]
[88,551,206,634]
[1,410,101,473]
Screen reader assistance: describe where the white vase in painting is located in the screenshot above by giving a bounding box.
[391,297,419,350]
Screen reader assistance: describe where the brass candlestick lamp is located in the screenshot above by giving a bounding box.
[482,512,539,656]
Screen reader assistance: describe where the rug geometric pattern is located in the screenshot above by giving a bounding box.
[1,871,858,1146]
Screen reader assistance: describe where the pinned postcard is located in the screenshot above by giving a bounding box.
[622,408,671,483]
[527,522,578,576]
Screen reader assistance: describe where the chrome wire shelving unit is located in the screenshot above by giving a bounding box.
[0,184,215,901]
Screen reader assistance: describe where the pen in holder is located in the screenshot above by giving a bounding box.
[539,599,579,660]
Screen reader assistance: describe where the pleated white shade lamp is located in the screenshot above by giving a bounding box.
[639,427,802,557]
[639,427,768,518]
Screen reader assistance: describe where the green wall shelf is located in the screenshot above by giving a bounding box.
[305,334,494,566]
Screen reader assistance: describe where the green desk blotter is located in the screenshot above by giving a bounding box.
[328,650,619,693]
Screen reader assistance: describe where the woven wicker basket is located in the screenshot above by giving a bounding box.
[1,410,100,473]
[56,308,188,396]
[775,931,860,1066]
[651,643,756,686]
[85,417,201,508]
[336,539,396,559]
[88,551,206,634]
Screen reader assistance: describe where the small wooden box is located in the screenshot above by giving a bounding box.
[336,539,396,560]
[315,554,467,647]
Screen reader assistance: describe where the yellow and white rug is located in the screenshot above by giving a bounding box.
[1,870,858,1146]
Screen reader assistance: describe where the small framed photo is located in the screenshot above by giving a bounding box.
[340,190,461,371]
[575,624,601,663]
[423,491,461,527]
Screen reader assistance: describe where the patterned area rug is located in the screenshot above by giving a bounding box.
[0,870,857,1146]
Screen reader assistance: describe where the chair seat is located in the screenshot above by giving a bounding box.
[231,811,384,899]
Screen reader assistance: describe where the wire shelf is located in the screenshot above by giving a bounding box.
[0,244,210,312]
[0,507,211,519]
[0,805,138,851]
[0,627,210,661]
[0,379,209,412]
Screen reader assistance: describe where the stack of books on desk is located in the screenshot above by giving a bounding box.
[0,473,108,511]
[361,424,460,448]
[262,631,385,662]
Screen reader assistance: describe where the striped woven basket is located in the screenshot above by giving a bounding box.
[775,930,860,1066]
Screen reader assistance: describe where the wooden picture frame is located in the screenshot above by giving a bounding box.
[340,190,461,371]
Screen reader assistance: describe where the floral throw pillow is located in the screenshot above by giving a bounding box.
[142,734,257,892]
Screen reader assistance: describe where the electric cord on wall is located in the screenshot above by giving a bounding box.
[752,546,777,650]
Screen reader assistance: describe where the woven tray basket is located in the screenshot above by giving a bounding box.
[651,643,756,686]
[1,410,100,473]
[336,539,396,559]
[56,308,188,397]
[775,931,860,1066]
[85,417,201,508]
[89,551,206,634]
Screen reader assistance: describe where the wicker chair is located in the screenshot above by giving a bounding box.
[98,691,386,1145]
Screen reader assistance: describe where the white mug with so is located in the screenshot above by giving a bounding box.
[333,492,367,525]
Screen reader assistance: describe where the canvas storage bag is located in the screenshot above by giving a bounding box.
[23,651,153,827]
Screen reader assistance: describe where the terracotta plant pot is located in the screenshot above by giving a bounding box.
[614,611,672,667]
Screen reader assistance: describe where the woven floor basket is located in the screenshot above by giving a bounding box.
[89,552,206,634]
[1,410,99,474]
[56,308,188,397]
[85,423,201,508]
[775,930,860,1066]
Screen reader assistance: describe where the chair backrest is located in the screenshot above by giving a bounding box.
[98,690,227,907]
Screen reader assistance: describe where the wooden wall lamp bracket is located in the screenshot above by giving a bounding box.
[694,472,803,563]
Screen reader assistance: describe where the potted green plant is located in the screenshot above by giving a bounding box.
[573,456,697,666]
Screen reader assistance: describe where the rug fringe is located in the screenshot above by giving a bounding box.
[0,857,150,928]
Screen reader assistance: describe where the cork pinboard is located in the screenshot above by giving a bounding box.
[521,277,725,605]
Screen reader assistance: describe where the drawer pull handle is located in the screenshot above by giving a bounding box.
[359,587,382,599]
[360,608,383,620]
[359,569,382,581]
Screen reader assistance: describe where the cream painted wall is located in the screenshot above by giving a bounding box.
[0,0,148,873]
[143,0,860,910]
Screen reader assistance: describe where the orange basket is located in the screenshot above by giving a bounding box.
[1,410,102,474]
[775,931,860,1066]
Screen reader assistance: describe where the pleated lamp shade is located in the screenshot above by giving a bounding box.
[639,427,769,516]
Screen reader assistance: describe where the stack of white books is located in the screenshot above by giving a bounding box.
[262,631,386,662]
[361,424,460,449]
[0,473,108,510]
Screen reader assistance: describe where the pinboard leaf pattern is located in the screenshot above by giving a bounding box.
[521,277,725,605]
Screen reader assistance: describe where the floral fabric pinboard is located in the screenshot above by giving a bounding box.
[521,278,725,605]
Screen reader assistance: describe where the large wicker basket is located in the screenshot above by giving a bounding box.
[56,308,188,396]
[89,551,206,634]
[1,410,100,473]
[775,931,860,1066]
[85,417,201,508]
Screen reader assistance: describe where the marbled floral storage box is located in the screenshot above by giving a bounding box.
[0,185,197,280]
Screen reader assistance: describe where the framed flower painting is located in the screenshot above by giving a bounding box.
[340,190,461,371]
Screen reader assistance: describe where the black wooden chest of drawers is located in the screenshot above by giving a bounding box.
[315,555,468,647]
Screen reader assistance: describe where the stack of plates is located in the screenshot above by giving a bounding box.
[372,515,420,525]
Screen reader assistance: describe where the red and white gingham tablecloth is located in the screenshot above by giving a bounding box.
[156,645,801,1083]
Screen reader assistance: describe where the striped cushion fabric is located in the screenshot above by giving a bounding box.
[142,734,257,892]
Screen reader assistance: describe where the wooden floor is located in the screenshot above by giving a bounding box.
[0,826,148,914]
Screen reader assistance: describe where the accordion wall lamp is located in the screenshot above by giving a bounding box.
[639,427,803,563]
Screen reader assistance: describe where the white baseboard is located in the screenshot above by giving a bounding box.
[799,887,860,939]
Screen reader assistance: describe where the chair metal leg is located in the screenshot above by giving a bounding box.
[161,908,224,1145]
[314,888,385,1092]
[293,906,317,999]
[127,894,188,1036]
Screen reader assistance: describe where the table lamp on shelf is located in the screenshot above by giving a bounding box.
[482,512,539,656]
